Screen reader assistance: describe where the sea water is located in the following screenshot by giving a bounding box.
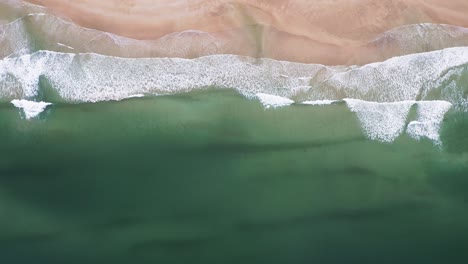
[1,91,468,263]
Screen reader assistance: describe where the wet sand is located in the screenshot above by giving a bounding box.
[24,0,468,64]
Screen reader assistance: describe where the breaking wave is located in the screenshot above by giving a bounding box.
[1,3,467,145]
[1,47,466,105]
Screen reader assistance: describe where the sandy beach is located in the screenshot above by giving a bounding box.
[23,0,468,64]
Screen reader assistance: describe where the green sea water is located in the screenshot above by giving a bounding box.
[1,90,467,263]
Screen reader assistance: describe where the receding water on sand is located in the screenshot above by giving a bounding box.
[0,90,467,264]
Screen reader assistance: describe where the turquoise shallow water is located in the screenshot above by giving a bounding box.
[1,90,467,263]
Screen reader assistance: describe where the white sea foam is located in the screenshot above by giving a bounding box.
[0,18,31,58]
[344,99,454,143]
[441,77,468,112]
[0,50,329,102]
[56,42,74,50]
[319,47,468,103]
[301,100,338,105]
[0,47,466,106]
[406,101,453,145]
[122,94,145,100]
[11,99,52,119]
[256,93,294,108]
[344,99,415,142]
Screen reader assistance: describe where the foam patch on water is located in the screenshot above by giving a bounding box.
[256,93,294,108]
[301,100,338,105]
[0,18,32,58]
[11,99,52,119]
[56,42,74,50]
[441,78,468,112]
[122,94,145,99]
[406,101,452,145]
[344,99,415,142]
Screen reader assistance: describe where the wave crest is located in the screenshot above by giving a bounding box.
[0,47,466,107]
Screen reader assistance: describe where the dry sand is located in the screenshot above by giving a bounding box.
[24,0,468,64]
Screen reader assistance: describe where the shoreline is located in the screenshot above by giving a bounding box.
[19,0,468,64]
